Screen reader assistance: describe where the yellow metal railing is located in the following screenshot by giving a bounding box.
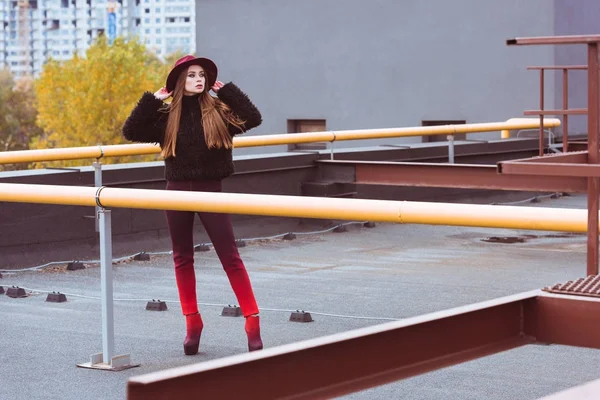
[0,116,566,372]
[499,117,557,139]
[0,182,584,232]
[0,171,579,370]
[0,118,560,165]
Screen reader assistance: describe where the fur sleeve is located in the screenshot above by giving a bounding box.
[122,92,167,144]
[216,82,262,136]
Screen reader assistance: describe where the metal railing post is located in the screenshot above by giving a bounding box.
[330,131,336,160]
[76,204,138,371]
[447,134,455,164]
[99,208,114,363]
[539,68,545,156]
[93,160,102,232]
[586,42,599,276]
[563,67,569,152]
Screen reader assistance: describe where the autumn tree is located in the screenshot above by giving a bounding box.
[0,69,43,171]
[32,35,167,167]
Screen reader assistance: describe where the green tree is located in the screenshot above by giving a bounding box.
[32,35,166,167]
[0,69,43,171]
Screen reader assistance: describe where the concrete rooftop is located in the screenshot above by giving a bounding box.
[1,192,599,400]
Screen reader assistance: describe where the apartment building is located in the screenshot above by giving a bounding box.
[138,0,195,59]
[0,0,195,78]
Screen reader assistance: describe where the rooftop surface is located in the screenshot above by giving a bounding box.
[1,192,598,400]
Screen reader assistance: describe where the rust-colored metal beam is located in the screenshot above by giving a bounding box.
[586,43,600,276]
[569,142,589,152]
[507,35,600,45]
[126,291,600,400]
[524,109,587,116]
[498,162,600,178]
[524,294,600,349]
[317,160,587,193]
[527,65,591,70]
[529,294,600,399]
[499,151,588,164]
[127,292,537,400]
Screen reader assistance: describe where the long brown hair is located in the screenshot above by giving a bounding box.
[160,67,246,158]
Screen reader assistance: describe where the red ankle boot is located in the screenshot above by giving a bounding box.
[245,315,263,352]
[184,313,203,355]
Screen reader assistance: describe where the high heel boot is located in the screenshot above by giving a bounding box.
[245,315,263,352]
[184,312,203,355]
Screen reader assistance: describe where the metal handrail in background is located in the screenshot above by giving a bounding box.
[0,118,560,165]
[0,118,560,232]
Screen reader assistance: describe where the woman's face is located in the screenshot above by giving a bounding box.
[183,65,206,95]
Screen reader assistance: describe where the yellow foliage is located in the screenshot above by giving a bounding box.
[0,69,43,171]
[32,36,170,167]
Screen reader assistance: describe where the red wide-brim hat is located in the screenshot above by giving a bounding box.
[165,55,218,93]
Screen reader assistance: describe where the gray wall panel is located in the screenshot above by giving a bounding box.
[553,0,600,135]
[196,0,555,154]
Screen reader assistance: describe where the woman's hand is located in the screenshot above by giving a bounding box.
[154,87,172,100]
[212,81,225,93]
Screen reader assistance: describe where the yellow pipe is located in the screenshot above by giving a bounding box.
[0,183,585,232]
[0,118,561,165]
[500,117,556,139]
[0,143,160,165]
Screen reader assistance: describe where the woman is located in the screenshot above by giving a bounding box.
[122,55,263,355]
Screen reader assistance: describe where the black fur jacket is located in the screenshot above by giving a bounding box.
[122,82,262,181]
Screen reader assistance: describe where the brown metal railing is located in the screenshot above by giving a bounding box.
[506,34,600,276]
[525,65,593,155]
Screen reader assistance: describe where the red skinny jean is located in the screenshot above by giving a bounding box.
[165,179,259,317]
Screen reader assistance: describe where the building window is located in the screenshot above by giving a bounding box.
[287,119,327,151]
[421,120,467,142]
[156,28,161,33]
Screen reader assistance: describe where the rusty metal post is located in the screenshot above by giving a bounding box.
[563,68,569,152]
[587,43,599,275]
[539,69,545,156]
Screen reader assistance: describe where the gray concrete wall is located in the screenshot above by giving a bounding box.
[553,0,600,136]
[196,0,555,155]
